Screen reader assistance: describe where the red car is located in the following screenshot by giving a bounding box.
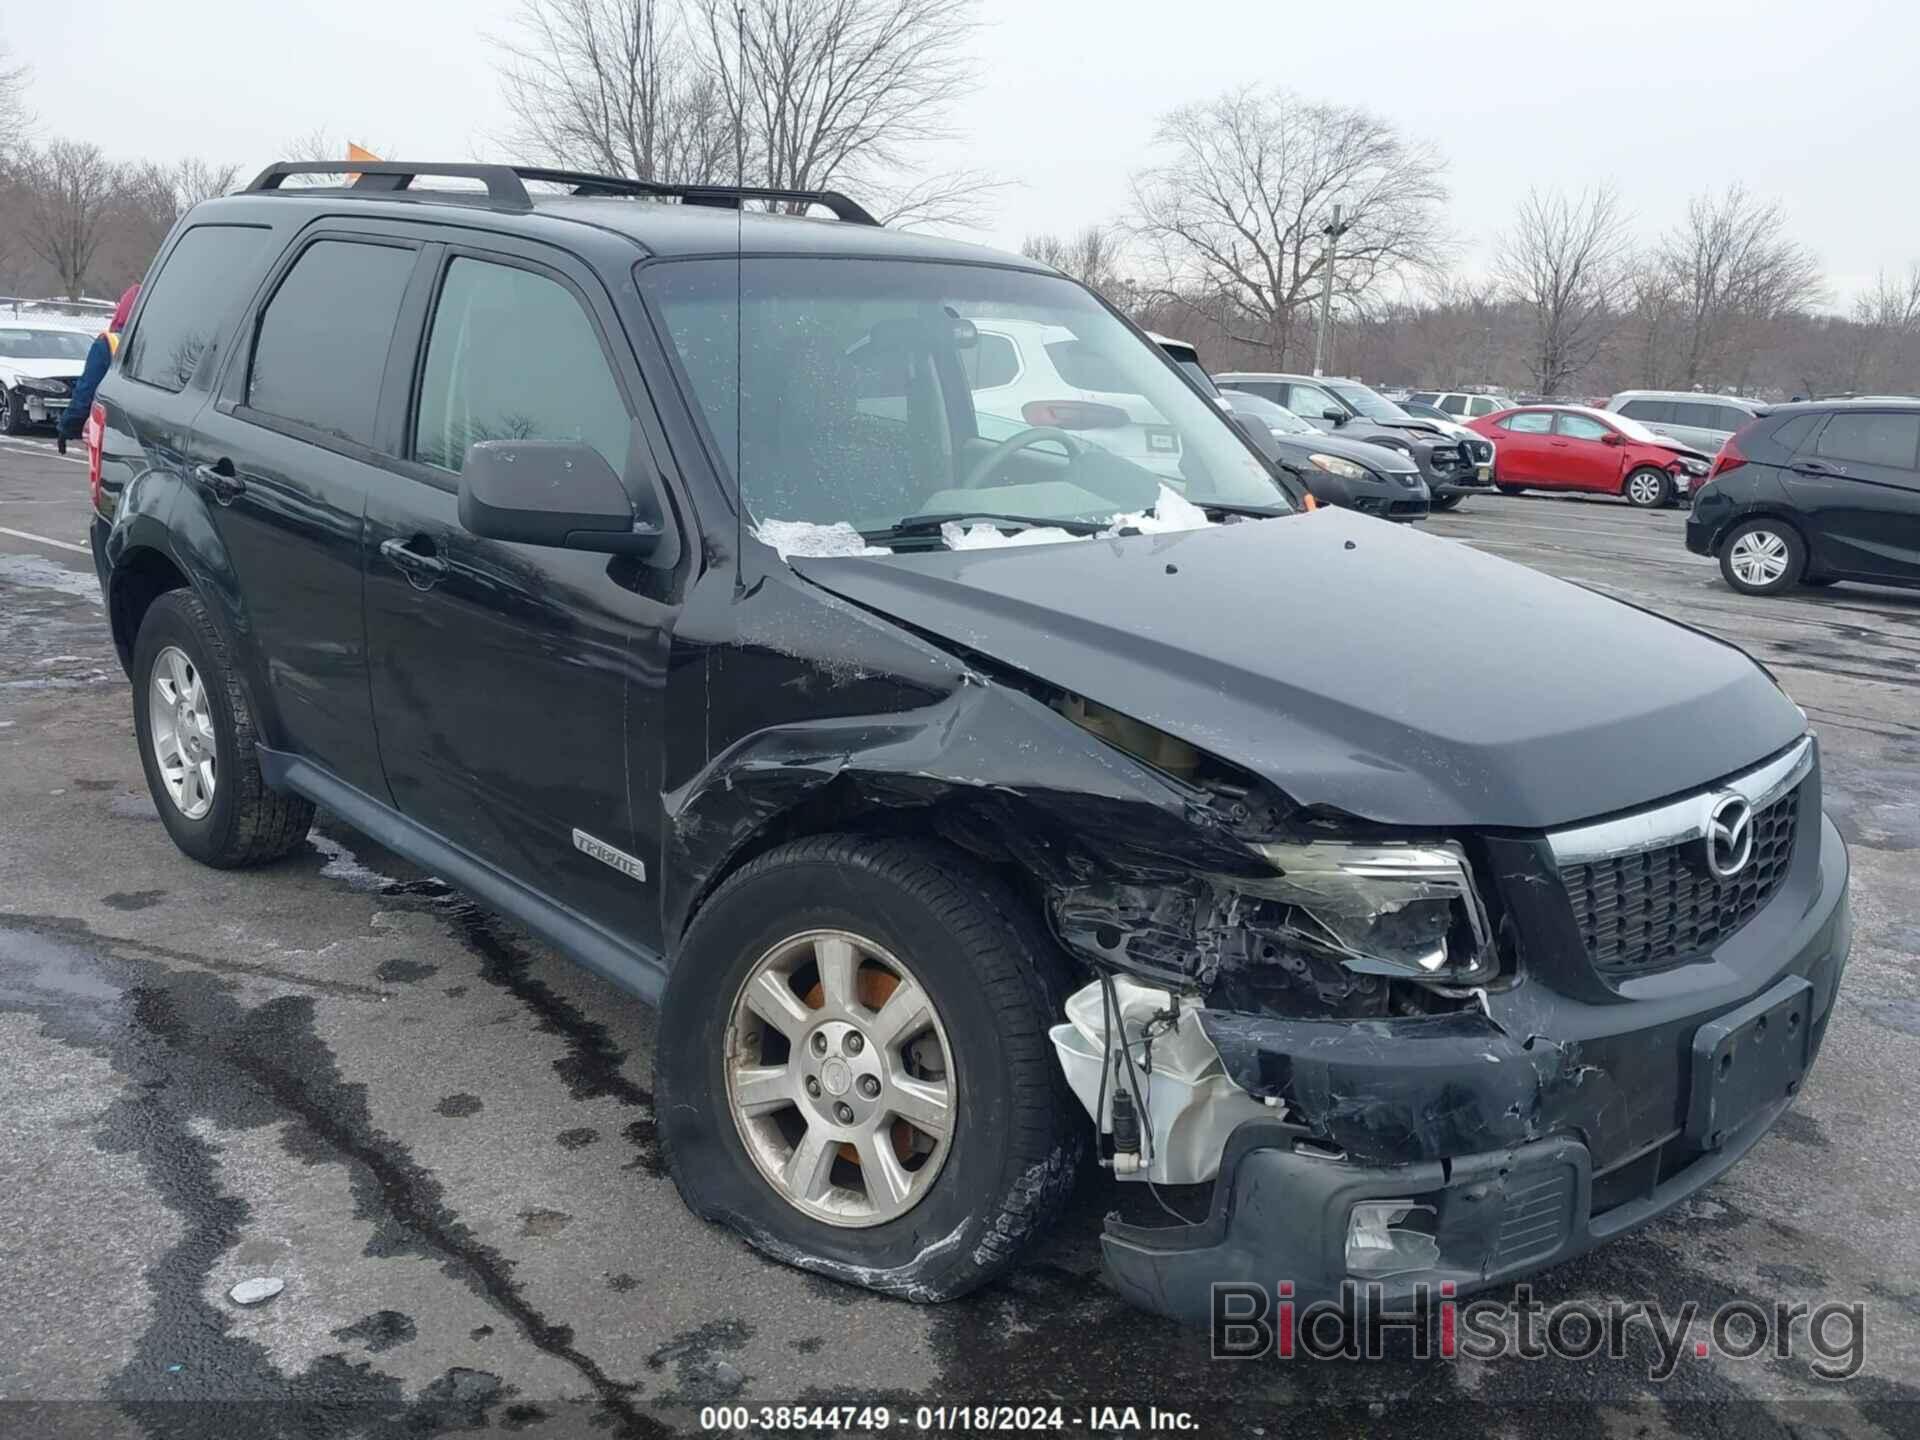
[1467,405,1713,508]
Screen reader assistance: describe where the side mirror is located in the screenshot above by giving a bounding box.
[1323,408,1346,426]
[1601,431,1626,446]
[458,439,671,559]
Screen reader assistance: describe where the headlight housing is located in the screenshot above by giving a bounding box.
[1676,456,1710,476]
[14,377,65,395]
[1308,453,1369,481]
[1242,840,1495,984]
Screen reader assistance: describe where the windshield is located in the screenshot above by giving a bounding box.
[1222,390,1315,434]
[0,328,93,362]
[643,258,1288,541]
[1325,381,1412,423]
[1591,409,1673,446]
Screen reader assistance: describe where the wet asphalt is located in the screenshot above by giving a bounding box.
[1,432,1917,1438]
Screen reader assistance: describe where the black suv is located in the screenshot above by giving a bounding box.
[89,162,1849,1328]
[1686,400,1920,596]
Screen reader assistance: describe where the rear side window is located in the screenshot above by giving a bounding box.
[1500,412,1552,434]
[961,332,1019,390]
[123,225,273,393]
[1619,399,1674,423]
[414,257,630,476]
[1439,394,1467,414]
[1407,392,1438,406]
[1814,412,1920,470]
[1672,401,1729,430]
[1467,396,1497,416]
[1236,381,1284,403]
[1713,405,1751,431]
[1046,339,1131,392]
[1769,414,1820,454]
[246,240,415,447]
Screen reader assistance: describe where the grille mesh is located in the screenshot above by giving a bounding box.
[1561,788,1799,976]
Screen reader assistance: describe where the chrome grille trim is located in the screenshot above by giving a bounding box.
[1544,736,1813,866]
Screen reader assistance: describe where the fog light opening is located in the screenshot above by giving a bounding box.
[1345,1199,1440,1277]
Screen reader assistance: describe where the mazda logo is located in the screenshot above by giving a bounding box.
[1705,794,1755,880]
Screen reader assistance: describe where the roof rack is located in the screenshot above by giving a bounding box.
[241,161,880,225]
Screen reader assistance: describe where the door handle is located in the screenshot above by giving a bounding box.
[380,535,449,588]
[1794,459,1842,476]
[193,459,247,504]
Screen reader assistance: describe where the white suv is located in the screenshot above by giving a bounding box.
[1407,390,1517,420]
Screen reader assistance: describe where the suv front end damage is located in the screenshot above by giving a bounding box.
[1041,736,1850,1328]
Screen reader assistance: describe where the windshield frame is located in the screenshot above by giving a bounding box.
[634,253,1293,535]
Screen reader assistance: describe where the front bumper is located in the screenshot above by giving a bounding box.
[1100,812,1851,1328]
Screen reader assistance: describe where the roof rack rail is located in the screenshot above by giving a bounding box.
[242,161,880,226]
[245,161,536,211]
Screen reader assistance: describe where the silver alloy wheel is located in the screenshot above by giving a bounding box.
[1627,471,1665,505]
[725,929,955,1228]
[149,644,217,820]
[1729,528,1791,587]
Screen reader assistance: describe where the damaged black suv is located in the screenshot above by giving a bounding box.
[91,162,1850,1327]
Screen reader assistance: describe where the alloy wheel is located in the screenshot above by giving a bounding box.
[149,645,217,819]
[1728,528,1790,587]
[1628,472,1665,506]
[724,929,955,1228]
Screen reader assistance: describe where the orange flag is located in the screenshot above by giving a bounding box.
[345,142,381,183]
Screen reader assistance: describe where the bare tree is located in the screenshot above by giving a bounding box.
[17,142,124,298]
[1128,86,1449,371]
[493,0,736,183]
[1493,186,1631,397]
[1843,263,1920,392]
[1021,225,1126,299]
[1661,185,1823,389]
[0,38,30,153]
[115,157,241,260]
[696,0,992,226]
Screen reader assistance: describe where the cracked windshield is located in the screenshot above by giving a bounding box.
[642,257,1289,554]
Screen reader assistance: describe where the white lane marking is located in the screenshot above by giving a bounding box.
[0,438,87,466]
[0,524,89,555]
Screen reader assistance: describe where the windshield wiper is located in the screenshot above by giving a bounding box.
[1191,500,1293,519]
[861,511,1109,543]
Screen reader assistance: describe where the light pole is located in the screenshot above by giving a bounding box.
[1312,203,1349,378]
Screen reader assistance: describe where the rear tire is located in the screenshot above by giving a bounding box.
[132,589,315,867]
[1625,467,1672,508]
[657,834,1083,1302]
[1719,518,1805,596]
[1496,483,1526,496]
[1428,493,1464,512]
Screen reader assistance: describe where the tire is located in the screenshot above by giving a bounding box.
[132,588,315,867]
[1428,493,1464,512]
[1718,518,1806,596]
[1496,483,1526,497]
[1624,467,1672,508]
[656,834,1083,1303]
[1,388,27,436]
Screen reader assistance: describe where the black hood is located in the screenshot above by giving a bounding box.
[789,510,1805,830]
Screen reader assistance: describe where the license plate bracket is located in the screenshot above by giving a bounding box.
[1685,977,1813,1149]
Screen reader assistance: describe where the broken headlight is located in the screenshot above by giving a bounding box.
[1240,841,1495,985]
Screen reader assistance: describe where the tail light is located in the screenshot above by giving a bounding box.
[85,402,105,510]
[1709,426,1751,479]
[1021,400,1127,430]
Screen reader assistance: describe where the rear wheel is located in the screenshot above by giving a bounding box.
[1496,483,1526,497]
[1719,518,1805,596]
[1428,493,1464,512]
[132,589,315,866]
[1625,467,1672,508]
[657,835,1082,1301]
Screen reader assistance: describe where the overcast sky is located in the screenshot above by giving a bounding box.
[13,0,1912,303]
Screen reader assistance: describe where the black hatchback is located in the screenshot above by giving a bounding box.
[1687,401,1920,595]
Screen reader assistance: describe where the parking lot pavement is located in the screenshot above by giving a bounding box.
[1,436,1916,1437]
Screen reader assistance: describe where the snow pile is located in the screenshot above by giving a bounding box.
[940,484,1215,551]
[753,517,891,558]
[940,521,1086,550]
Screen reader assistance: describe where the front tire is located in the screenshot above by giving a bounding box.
[656,835,1082,1302]
[1,388,28,436]
[1428,493,1464,512]
[132,589,315,866]
[1496,483,1526,496]
[1719,518,1805,596]
[1625,467,1672,508]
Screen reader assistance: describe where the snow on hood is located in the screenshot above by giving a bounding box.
[941,484,1214,550]
[0,357,86,382]
[757,484,1216,559]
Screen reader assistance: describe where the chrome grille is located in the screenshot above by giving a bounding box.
[1561,786,1799,976]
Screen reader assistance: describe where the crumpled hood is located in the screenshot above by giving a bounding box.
[790,510,1805,829]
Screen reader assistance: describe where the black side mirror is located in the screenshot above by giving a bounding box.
[458,439,672,560]
[1323,408,1347,426]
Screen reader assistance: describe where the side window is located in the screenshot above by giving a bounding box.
[1500,412,1553,434]
[1044,339,1131,392]
[1715,405,1752,432]
[1234,381,1283,403]
[1286,383,1340,418]
[1555,413,1612,441]
[1770,414,1819,454]
[123,225,273,393]
[1467,396,1496,417]
[960,332,1019,390]
[246,240,415,447]
[1438,394,1467,414]
[1814,413,1920,470]
[1671,401,1723,429]
[414,257,631,476]
[1407,392,1438,406]
[1619,399,1673,424]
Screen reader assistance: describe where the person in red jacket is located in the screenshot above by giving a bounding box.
[57,284,138,454]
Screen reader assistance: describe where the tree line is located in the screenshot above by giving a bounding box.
[4,12,1915,399]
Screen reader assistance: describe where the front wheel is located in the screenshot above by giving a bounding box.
[1,388,28,436]
[1625,467,1672,508]
[656,835,1083,1302]
[1719,518,1805,596]
[1428,493,1464,512]
[1496,483,1526,497]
